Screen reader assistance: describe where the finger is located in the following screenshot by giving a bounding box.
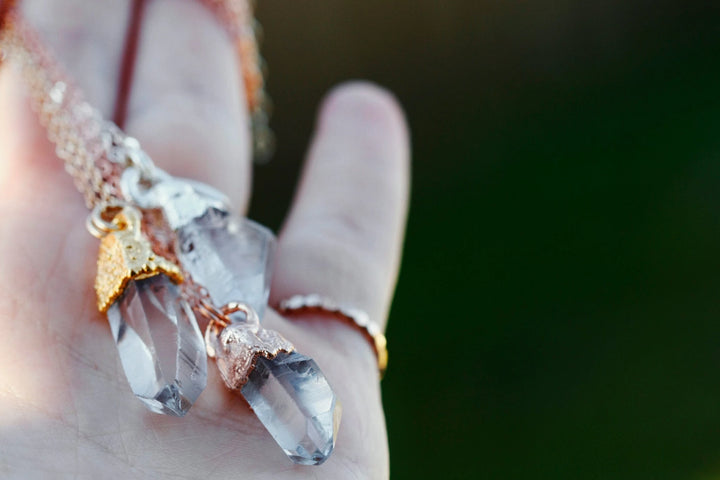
[270,82,410,329]
[124,0,251,211]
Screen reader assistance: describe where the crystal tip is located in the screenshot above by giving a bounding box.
[141,384,193,417]
[290,400,342,466]
[240,352,342,466]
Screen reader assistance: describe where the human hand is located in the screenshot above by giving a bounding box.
[0,0,409,478]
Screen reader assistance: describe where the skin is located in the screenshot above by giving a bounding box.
[0,0,409,479]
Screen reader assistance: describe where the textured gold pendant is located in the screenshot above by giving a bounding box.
[95,207,184,312]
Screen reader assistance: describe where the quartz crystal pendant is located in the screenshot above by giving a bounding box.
[205,306,341,465]
[95,206,207,416]
[107,275,207,416]
[177,209,275,320]
[122,173,342,462]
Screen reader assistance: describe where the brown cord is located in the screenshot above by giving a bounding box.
[0,0,18,35]
[112,0,146,128]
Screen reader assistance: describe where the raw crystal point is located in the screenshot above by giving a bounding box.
[176,208,275,320]
[241,352,342,465]
[107,274,207,416]
[122,176,274,319]
[205,316,340,465]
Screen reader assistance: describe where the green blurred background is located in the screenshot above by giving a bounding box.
[250,1,720,478]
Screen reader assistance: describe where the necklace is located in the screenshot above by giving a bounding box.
[0,2,340,466]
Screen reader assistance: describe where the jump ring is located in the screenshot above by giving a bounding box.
[85,201,128,238]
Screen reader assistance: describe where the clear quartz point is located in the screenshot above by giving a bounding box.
[241,352,342,465]
[176,208,275,320]
[121,174,275,320]
[106,274,207,416]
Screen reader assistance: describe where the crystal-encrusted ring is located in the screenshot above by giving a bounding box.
[277,294,389,378]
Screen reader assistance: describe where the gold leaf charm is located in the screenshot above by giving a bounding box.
[95,207,184,312]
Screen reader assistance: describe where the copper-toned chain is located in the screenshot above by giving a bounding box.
[200,0,274,161]
[201,0,264,112]
[0,0,271,209]
[1,13,124,208]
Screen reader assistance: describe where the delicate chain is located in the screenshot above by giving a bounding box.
[1,14,124,208]
[0,0,272,208]
[200,0,274,161]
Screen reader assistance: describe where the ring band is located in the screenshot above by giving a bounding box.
[277,294,388,378]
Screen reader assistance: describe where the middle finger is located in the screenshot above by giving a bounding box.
[124,0,251,211]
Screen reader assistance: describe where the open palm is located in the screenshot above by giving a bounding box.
[0,1,409,478]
